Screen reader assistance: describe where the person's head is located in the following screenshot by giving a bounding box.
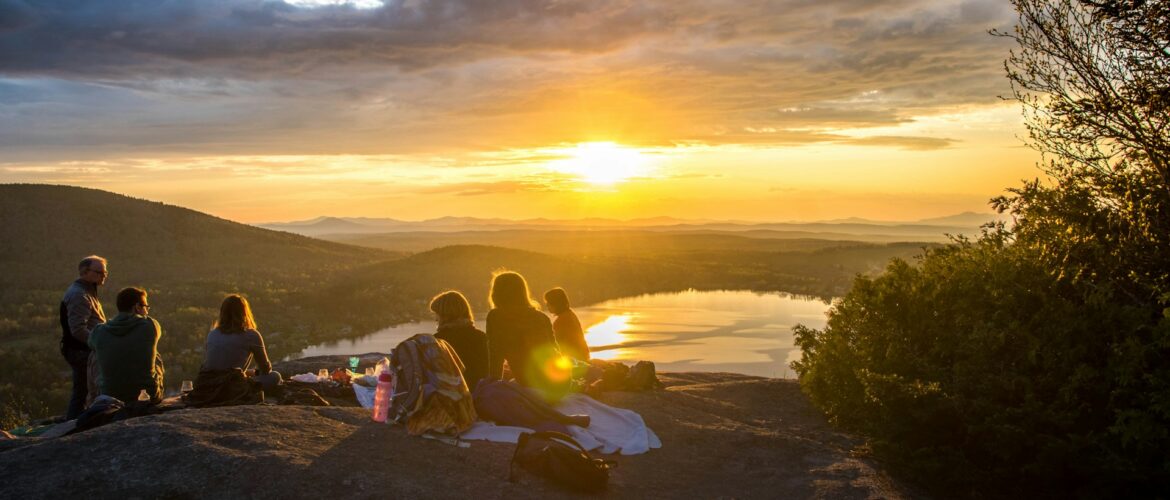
[78,255,108,286]
[115,287,148,315]
[429,290,474,327]
[543,287,571,315]
[215,294,257,333]
[489,271,537,310]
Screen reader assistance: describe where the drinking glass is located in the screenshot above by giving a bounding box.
[318,368,329,381]
[180,380,194,393]
[348,356,360,370]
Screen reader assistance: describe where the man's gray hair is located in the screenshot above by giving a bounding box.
[78,255,107,273]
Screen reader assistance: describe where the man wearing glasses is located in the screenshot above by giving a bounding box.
[60,255,108,419]
[88,287,165,404]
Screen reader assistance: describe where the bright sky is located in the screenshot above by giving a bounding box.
[0,0,1040,223]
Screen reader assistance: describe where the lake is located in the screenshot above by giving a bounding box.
[293,289,831,378]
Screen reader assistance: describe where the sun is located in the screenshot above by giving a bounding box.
[552,142,650,185]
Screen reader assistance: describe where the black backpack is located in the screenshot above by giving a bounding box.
[509,431,616,493]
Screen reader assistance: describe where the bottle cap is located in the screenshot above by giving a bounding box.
[378,372,393,383]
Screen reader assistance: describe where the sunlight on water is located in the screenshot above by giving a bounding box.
[573,290,831,378]
[295,290,832,378]
[584,314,633,360]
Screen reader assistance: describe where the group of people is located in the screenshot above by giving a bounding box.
[59,255,592,418]
[59,255,280,419]
[432,271,591,399]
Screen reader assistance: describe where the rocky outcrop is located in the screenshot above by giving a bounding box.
[0,371,915,499]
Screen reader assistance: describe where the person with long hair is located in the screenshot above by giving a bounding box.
[544,287,590,362]
[430,290,488,391]
[201,294,281,392]
[485,271,571,400]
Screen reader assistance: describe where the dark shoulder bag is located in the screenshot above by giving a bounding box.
[509,431,616,493]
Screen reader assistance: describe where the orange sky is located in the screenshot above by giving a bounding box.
[0,0,1041,223]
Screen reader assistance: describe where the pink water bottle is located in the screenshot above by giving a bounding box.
[372,371,394,422]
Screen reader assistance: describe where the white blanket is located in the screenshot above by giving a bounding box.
[459,393,661,455]
[353,384,661,455]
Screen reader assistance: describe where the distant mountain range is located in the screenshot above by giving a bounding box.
[258,211,1009,240]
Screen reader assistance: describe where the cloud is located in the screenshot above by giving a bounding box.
[840,135,958,150]
[0,0,1020,157]
[417,179,563,197]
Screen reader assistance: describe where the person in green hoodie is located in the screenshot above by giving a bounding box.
[88,287,165,404]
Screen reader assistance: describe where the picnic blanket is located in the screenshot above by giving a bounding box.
[353,384,660,454]
[460,393,661,455]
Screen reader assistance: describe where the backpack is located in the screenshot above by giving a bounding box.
[389,334,477,435]
[509,431,616,493]
[625,361,664,391]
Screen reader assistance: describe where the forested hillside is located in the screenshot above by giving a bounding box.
[0,184,931,427]
[0,184,393,287]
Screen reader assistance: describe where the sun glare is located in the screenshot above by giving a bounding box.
[551,142,650,186]
[586,314,633,360]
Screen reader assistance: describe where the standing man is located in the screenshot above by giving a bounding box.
[60,255,107,419]
[89,287,164,404]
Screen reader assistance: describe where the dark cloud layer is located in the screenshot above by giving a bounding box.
[0,0,1019,157]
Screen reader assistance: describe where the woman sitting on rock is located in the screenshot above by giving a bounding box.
[544,287,590,363]
[200,294,282,394]
[486,271,572,401]
[429,290,488,391]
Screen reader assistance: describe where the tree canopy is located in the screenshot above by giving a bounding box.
[794,1,1170,495]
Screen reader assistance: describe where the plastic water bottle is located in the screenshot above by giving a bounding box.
[372,371,394,423]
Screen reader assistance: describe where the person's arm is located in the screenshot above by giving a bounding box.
[250,330,273,374]
[66,291,95,343]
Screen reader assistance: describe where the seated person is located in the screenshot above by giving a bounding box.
[200,294,281,393]
[88,287,164,404]
[544,287,590,362]
[486,271,571,402]
[429,290,488,391]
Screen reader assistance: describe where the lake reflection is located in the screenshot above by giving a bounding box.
[294,289,830,379]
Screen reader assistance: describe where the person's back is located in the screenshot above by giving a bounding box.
[428,291,488,391]
[486,306,558,387]
[487,271,570,401]
[88,287,163,403]
[435,322,488,390]
[203,327,271,373]
[552,308,589,362]
[199,294,281,393]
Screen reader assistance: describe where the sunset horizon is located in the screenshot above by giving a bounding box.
[1,0,1040,223]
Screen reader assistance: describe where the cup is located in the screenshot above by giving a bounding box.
[348,356,360,370]
[318,368,329,381]
[180,380,193,393]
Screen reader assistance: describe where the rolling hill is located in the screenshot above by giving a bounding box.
[0,184,394,287]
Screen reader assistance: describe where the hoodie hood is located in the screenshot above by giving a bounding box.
[101,312,150,337]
